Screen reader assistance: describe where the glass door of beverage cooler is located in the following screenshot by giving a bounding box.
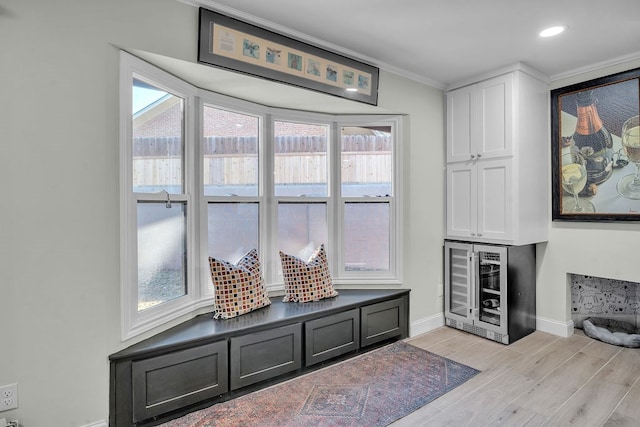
[444,241,473,323]
[475,245,507,333]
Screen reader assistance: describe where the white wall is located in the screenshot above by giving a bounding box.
[536,58,640,335]
[378,71,446,329]
[0,1,445,425]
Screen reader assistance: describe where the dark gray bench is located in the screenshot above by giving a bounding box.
[109,288,410,426]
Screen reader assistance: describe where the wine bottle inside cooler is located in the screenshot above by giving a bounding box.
[572,90,613,186]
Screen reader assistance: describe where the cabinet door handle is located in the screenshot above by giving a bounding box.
[470,154,475,159]
[477,153,482,158]
[471,233,476,236]
[478,233,482,237]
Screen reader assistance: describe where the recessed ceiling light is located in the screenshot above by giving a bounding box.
[539,25,566,38]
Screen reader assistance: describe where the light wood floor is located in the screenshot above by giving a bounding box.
[391,327,640,427]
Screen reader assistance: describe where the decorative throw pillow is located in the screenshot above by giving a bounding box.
[280,244,338,303]
[209,249,271,319]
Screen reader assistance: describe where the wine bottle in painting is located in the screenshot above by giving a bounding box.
[572,90,613,187]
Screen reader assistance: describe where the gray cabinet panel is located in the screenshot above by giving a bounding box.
[305,308,359,367]
[360,297,406,347]
[110,290,410,426]
[132,340,228,423]
[230,323,302,390]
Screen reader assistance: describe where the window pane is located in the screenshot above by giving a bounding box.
[137,202,187,311]
[132,78,184,194]
[341,126,392,197]
[344,202,390,271]
[207,203,259,262]
[203,106,260,196]
[274,121,328,196]
[278,203,327,259]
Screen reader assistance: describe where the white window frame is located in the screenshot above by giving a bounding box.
[120,51,403,340]
[197,93,267,297]
[267,110,334,289]
[120,52,205,340]
[335,116,402,284]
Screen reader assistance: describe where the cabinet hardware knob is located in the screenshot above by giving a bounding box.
[477,153,482,158]
[470,154,475,159]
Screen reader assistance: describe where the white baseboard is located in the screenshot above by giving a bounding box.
[80,421,107,427]
[410,313,574,339]
[536,316,574,338]
[410,313,445,337]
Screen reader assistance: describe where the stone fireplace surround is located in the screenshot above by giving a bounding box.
[570,273,640,329]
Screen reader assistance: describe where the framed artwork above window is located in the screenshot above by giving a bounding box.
[198,8,380,105]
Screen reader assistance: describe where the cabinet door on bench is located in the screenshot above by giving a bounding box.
[230,323,302,390]
[132,340,228,423]
[305,308,360,367]
[361,297,407,347]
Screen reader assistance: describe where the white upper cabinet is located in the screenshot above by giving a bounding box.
[446,84,476,163]
[445,65,549,245]
[447,73,513,163]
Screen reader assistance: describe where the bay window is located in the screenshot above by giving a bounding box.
[120,51,401,340]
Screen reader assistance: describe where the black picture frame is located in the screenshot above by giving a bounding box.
[551,67,640,222]
[198,8,379,106]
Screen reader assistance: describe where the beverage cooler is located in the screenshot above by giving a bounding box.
[444,240,536,344]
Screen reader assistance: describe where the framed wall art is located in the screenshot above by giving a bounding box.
[551,67,640,221]
[198,8,380,105]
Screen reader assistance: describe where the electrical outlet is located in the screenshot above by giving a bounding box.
[0,384,18,411]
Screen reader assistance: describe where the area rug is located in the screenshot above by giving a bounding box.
[161,341,479,427]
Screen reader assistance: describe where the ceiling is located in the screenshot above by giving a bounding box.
[141,0,640,113]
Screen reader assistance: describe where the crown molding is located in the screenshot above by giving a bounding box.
[446,62,550,91]
[549,51,640,82]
